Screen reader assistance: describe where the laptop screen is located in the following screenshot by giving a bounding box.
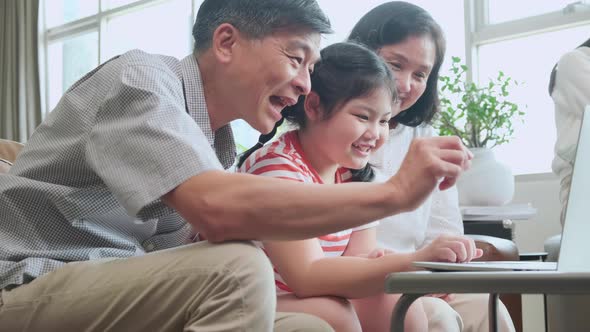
[557,107,590,272]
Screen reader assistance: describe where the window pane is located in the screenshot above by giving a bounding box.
[318,0,464,77]
[103,0,192,59]
[47,31,99,112]
[232,120,259,153]
[477,26,589,174]
[413,0,465,75]
[104,0,142,10]
[45,0,98,28]
[488,0,576,24]
[318,0,398,47]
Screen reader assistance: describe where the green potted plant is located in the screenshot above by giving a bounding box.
[435,56,525,206]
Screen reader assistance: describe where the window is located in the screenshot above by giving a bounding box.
[467,0,590,174]
[41,0,465,153]
[41,0,262,152]
[102,0,192,60]
[488,0,580,24]
[41,0,196,113]
[45,0,98,28]
[47,31,99,110]
[44,0,588,174]
[318,0,465,77]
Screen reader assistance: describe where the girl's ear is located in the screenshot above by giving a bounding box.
[304,91,322,122]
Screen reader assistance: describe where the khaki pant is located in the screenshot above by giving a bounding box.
[0,241,332,332]
[423,294,516,332]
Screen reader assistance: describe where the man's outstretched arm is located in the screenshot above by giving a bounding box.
[163,136,472,243]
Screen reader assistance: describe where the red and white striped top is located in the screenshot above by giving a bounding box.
[237,130,378,294]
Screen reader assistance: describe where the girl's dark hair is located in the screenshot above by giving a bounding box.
[548,37,590,95]
[347,1,446,127]
[237,42,397,182]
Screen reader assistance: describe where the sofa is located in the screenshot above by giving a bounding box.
[0,138,24,173]
[0,138,523,329]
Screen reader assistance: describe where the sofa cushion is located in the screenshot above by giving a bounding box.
[0,158,12,174]
[0,139,24,163]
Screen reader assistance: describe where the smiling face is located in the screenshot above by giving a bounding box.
[378,34,436,112]
[301,87,400,177]
[230,30,321,134]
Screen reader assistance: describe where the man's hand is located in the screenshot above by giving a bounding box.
[388,136,472,212]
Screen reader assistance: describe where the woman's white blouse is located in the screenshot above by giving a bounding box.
[371,124,464,252]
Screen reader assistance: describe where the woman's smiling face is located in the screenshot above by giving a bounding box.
[377,34,436,112]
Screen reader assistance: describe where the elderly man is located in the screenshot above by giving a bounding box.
[0,0,472,331]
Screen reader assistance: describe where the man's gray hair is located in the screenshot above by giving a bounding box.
[192,0,332,55]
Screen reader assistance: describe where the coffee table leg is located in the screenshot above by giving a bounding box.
[489,293,499,332]
[391,294,424,332]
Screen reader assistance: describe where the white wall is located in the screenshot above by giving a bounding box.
[512,173,562,252]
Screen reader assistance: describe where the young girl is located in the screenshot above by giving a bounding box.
[348,2,516,331]
[237,42,481,332]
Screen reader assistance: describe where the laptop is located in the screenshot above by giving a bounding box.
[414,107,590,272]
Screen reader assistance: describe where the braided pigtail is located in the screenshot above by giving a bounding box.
[236,117,285,169]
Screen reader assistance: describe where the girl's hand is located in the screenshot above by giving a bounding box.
[414,234,483,263]
[355,247,396,259]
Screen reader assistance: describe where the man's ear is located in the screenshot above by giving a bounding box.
[304,91,322,121]
[211,23,240,64]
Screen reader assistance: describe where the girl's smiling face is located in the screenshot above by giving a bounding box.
[302,86,400,177]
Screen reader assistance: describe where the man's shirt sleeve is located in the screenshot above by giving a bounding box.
[86,63,223,219]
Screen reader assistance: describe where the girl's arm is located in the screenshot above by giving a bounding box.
[343,224,397,259]
[264,238,413,299]
[342,227,377,257]
[263,233,479,299]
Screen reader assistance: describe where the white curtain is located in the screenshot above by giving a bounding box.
[0,0,42,142]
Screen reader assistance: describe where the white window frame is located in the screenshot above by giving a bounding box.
[39,0,201,115]
[463,0,590,175]
[464,0,590,83]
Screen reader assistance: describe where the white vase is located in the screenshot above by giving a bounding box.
[457,148,514,206]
